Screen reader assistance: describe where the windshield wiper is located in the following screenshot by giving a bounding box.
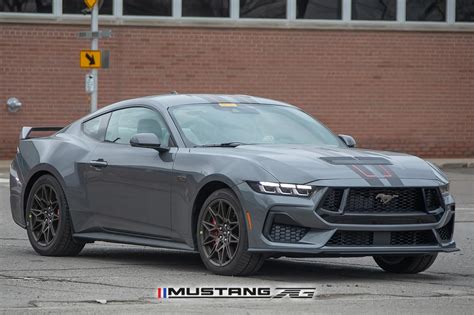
[195,142,245,148]
[105,137,121,143]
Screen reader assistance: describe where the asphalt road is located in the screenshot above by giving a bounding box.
[0,167,473,314]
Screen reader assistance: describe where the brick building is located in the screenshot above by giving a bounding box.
[1,0,473,159]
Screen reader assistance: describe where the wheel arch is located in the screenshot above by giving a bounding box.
[190,176,244,249]
[22,164,66,226]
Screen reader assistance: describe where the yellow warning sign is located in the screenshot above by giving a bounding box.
[80,50,101,68]
[84,0,97,10]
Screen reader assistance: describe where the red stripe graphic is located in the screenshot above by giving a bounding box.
[352,165,377,178]
[157,288,162,299]
[377,165,393,178]
[352,165,393,178]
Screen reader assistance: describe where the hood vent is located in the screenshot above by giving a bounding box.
[320,157,392,165]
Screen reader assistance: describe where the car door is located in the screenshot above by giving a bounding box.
[86,106,176,239]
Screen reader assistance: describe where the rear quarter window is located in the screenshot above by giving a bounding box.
[82,114,110,141]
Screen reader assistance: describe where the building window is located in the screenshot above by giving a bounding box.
[457,0,474,22]
[406,0,446,21]
[352,0,396,20]
[296,0,342,19]
[123,0,171,16]
[182,0,230,17]
[0,0,52,13]
[240,0,287,19]
[62,0,113,15]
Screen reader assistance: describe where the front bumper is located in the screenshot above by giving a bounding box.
[237,179,458,256]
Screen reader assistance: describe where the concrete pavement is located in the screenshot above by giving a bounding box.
[0,167,473,314]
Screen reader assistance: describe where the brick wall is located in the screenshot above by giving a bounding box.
[1,23,473,159]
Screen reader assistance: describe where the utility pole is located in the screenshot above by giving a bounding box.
[90,2,99,113]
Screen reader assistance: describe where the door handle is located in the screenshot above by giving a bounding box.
[90,159,108,168]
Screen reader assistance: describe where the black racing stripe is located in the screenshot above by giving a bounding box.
[349,165,385,186]
[377,165,404,187]
[321,156,392,165]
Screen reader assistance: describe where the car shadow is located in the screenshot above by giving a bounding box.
[74,245,445,283]
[254,258,443,283]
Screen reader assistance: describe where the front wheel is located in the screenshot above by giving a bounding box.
[373,254,437,274]
[26,175,85,256]
[196,188,264,276]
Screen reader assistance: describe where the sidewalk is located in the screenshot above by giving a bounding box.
[427,159,474,169]
[1,159,473,170]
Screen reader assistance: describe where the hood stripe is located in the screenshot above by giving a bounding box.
[377,165,403,186]
[350,165,384,186]
[349,164,404,187]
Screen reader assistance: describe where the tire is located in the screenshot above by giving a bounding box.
[25,175,85,256]
[373,254,437,274]
[196,188,264,276]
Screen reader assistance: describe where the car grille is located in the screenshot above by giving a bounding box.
[436,217,454,241]
[320,189,344,212]
[424,188,441,211]
[326,231,373,246]
[268,224,308,243]
[319,187,441,214]
[390,230,437,246]
[325,230,438,247]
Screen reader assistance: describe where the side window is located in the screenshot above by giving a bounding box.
[105,107,172,146]
[82,114,109,141]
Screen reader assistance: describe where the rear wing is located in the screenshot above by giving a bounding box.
[20,126,64,140]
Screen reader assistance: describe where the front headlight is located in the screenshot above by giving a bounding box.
[247,181,316,197]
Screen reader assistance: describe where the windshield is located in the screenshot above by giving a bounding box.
[169,103,344,147]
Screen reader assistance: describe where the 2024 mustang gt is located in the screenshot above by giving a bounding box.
[10,94,457,276]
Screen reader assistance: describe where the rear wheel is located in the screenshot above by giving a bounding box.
[197,188,264,276]
[373,254,437,274]
[26,175,85,256]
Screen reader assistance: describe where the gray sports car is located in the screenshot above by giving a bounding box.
[10,94,457,276]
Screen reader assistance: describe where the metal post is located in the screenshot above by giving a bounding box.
[90,3,99,113]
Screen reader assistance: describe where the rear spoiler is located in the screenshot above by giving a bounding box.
[20,126,64,140]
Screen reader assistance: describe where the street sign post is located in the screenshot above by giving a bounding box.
[80,50,101,68]
[90,2,99,113]
[85,72,95,94]
[78,30,112,39]
[84,0,97,10]
[79,0,110,113]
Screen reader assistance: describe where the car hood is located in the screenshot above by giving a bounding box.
[229,144,442,184]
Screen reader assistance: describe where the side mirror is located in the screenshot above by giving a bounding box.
[130,133,169,152]
[338,134,356,148]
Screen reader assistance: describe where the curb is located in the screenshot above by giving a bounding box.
[428,159,474,169]
[440,163,474,169]
[0,161,11,169]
